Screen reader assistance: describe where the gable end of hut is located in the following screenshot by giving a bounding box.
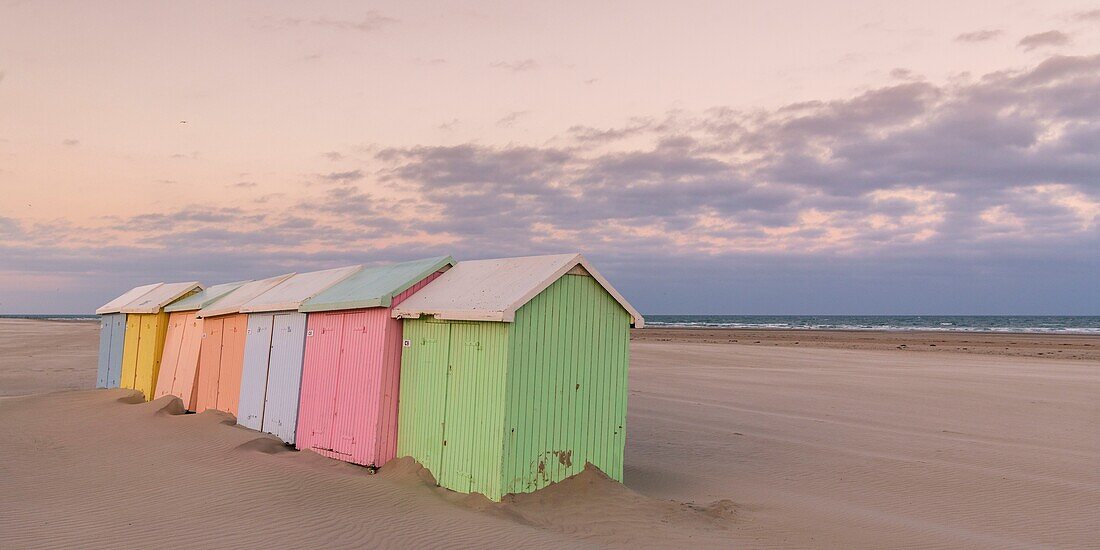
[499,271,631,496]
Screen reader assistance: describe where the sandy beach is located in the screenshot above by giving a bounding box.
[1,318,1098,548]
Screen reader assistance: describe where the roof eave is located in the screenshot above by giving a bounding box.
[300,297,386,313]
[239,302,300,314]
[391,309,508,322]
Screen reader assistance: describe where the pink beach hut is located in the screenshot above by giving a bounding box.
[294,256,454,468]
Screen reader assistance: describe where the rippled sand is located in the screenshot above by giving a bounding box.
[2,319,1097,548]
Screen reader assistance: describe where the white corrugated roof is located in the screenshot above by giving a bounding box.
[121,281,203,313]
[95,283,163,315]
[392,253,644,327]
[238,265,362,313]
[196,273,294,318]
[165,280,250,313]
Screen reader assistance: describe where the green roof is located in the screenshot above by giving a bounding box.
[164,280,249,312]
[298,256,454,313]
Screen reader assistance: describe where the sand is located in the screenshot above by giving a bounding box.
[0,319,99,397]
[1,319,1098,548]
[634,327,1100,361]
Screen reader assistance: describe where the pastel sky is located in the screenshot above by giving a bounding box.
[2,1,1099,314]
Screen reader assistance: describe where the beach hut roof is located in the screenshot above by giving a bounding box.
[197,273,294,318]
[164,280,250,313]
[95,283,164,315]
[299,256,456,313]
[238,265,362,313]
[392,253,644,327]
[120,282,203,314]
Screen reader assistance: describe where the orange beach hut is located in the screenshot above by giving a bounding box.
[193,273,293,415]
[153,281,249,410]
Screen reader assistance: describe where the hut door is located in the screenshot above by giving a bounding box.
[134,314,162,399]
[399,322,451,476]
[120,315,142,389]
[96,315,114,388]
[328,311,375,456]
[262,313,307,444]
[155,314,187,400]
[97,314,125,388]
[107,315,126,388]
[172,314,203,409]
[196,318,224,412]
[438,323,485,493]
[238,314,275,431]
[306,314,344,451]
[217,315,249,416]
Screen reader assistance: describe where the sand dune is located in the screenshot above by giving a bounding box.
[1,319,1098,548]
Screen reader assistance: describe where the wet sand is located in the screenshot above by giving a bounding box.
[1,319,1098,548]
[633,326,1100,360]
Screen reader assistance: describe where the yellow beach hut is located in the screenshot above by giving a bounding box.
[119,281,202,400]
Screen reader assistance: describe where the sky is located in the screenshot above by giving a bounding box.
[1,1,1099,314]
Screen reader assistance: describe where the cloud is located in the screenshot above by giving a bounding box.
[62,139,79,146]
[1073,9,1100,21]
[4,54,1100,314]
[323,151,344,161]
[888,68,923,81]
[1018,30,1071,51]
[496,110,530,127]
[233,181,257,188]
[320,169,364,182]
[0,71,5,84]
[955,29,1003,42]
[259,12,397,33]
[491,59,539,72]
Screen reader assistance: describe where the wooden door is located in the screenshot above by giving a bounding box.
[261,313,307,444]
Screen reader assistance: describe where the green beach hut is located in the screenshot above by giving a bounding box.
[391,253,644,500]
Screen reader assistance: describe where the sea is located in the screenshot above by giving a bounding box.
[2,314,1099,334]
[645,315,1100,334]
[0,314,100,322]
